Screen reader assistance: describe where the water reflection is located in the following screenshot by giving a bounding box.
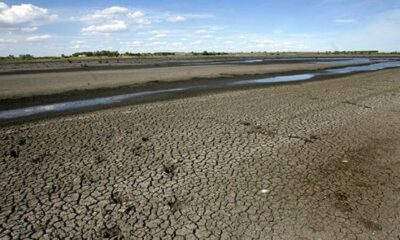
[1,60,400,121]
[324,61,400,74]
[0,88,185,119]
[231,74,314,85]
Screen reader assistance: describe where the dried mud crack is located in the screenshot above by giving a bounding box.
[1,69,400,239]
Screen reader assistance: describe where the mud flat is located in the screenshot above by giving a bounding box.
[0,62,347,100]
[1,69,400,239]
[0,55,380,74]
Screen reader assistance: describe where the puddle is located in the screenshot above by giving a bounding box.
[242,59,264,63]
[232,61,400,86]
[315,58,371,65]
[324,61,400,74]
[179,57,395,66]
[0,88,185,120]
[1,60,400,121]
[231,74,315,85]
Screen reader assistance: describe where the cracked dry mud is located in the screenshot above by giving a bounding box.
[1,69,400,239]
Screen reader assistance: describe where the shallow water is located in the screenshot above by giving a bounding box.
[186,57,376,66]
[0,88,185,119]
[324,61,400,74]
[315,58,371,65]
[231,74,315,85]
[1,60,400,121]
[241,59,264,63]
[241,57,379,65]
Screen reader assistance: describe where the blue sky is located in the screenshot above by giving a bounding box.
[0,0,400,56]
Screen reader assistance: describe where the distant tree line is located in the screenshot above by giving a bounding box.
[2,50,400,61]
[71,51,178,57]
[70,50,229,57]
[323,51,380,55]
[71,50,120,57]
[191,51,229,56]
[123,52,176,57]
[0,54,35,60]
[0,54,59,61]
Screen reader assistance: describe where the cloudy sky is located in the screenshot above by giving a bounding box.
[0,0,400,56]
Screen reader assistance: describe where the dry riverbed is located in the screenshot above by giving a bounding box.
[1,69,400,239]
[0,62,345,100]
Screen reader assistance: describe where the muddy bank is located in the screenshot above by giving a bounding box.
[0,55,375,74]
[1,61,400,124]
[0,62,348,100]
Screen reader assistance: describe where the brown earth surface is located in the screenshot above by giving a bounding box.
[0,62,344,100]
[0,56,248,73]
[1,69,400,239]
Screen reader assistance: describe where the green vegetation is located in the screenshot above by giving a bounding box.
[1,50,399,63]
[0,54,36,61]
[0,50,231,62]
[124,52,175,57]
[327,51,379,55]
[191,51,229,56]
[71,50,120,57]
[0,54,60,62]
[70,51,228,57]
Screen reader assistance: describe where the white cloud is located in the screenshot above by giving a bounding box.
[101,6,128,15]
[224,35,314,52]
[0,3,56,26]
[26,34,53,42]
[133,18,155,26]
[71,44,86,49]
[70,40,84,45]
[21,26,38,32]
[77,6,206,30]
[120,40,142,47]
[153,33,167,38]
[191,40,202,45]
[193,27,220,38]
[193,28,217,39]
[201,34,214,39]
[69,40,88,49]
[166,15,186,22]
[148,41,166,46]
[171,42,183,46]
[194,29,215,34]
[0,3,7,11]
[78,7,153,28]
[128,11,144,19]
[150,30,170,38]
[81,20,127,33]
[0,38,17,44]
[80,6,128,22]
[128,11,157,26]
[131,41,142,47]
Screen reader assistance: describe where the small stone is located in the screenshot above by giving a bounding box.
[260,189,270,194]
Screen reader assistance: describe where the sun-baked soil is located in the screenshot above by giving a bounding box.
[1,69,400,239]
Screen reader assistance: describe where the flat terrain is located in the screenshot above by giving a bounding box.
[0,56,246,73]
[1,54,399,74]
[1,69,400,239]
[0,62,344,100]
